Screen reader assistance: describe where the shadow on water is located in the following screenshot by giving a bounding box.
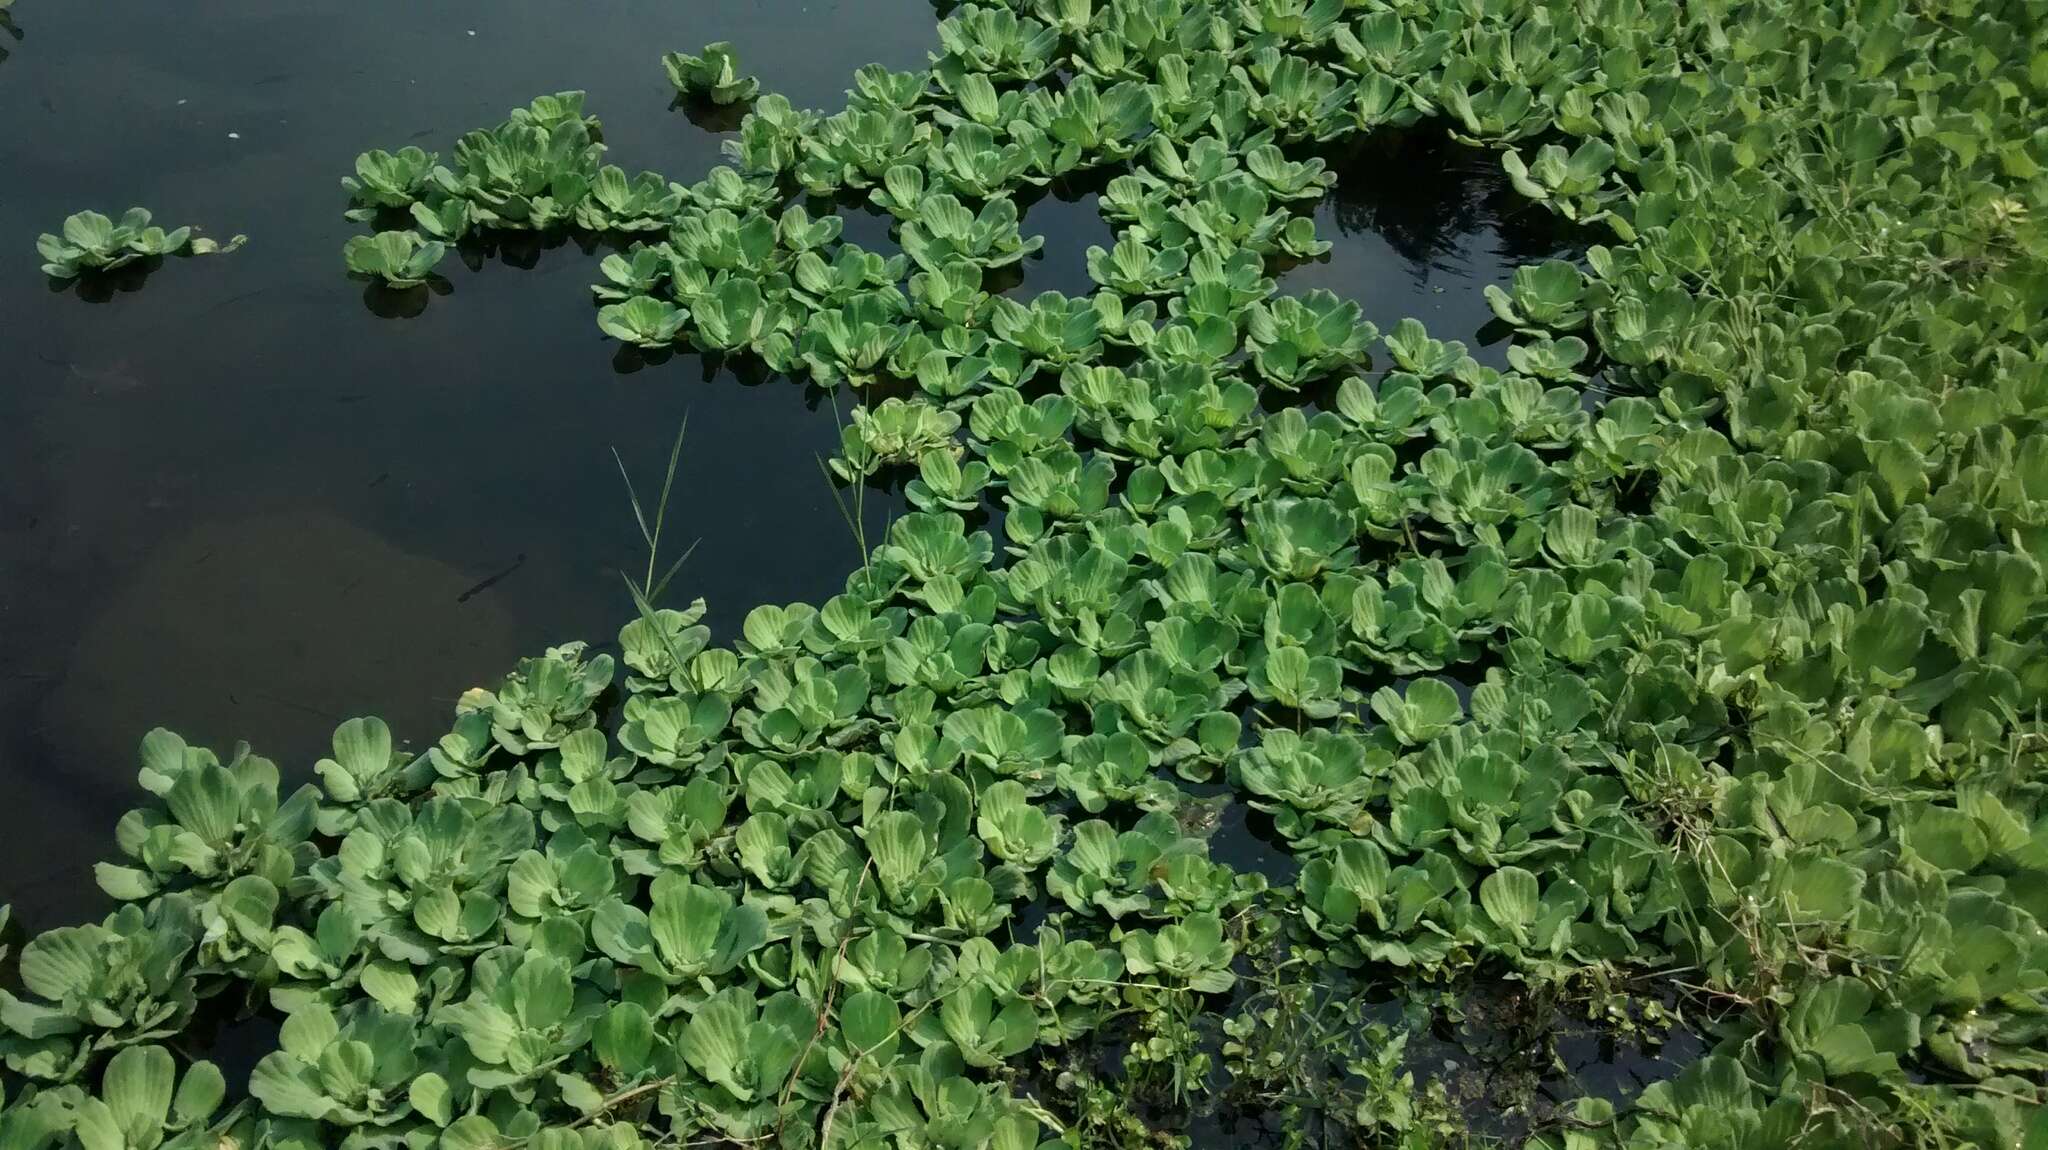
[1417,978,1711,1142]
[360,276,451,318]
[818,195,905,263]
[671,92,750,135]
[611,341,679,374]
[47,259,163,302]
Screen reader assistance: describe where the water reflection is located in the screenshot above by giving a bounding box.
[694,349,804,390]
[455,226,574,271]
[819,195,904,259]
[2,215,890,934]
[45,259,161,302]
[672,93,749,135]
[1283,125,1591,369]
[983,124,1589,366]
[1321,128,1582,268]
[359,277,450,318]
[5,511,520,924]
[1043,963,1698,1150]
[1190,786,1302,884]
[610,342,677,373]
[1416,978,1703,1144]
[1013,190,1115,299]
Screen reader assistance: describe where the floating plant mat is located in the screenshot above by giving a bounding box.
[6,1,2048,1149]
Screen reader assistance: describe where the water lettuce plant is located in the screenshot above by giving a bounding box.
[663,42,759,106]
[22,0,2048,1148]
[334,92,604,266]
[37,208,243,280]
[341,230,446,288]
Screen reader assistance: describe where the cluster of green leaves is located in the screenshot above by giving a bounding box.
[16,0,2048,1148]
[665,43,760,106]
[0,1045,234,1150]
[338,92,620,287]
[36,208,243,280]
[0,619,1214,1148]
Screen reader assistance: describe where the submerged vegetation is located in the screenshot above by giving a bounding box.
[12,0,2048,1148]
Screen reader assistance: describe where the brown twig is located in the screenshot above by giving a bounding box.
[584,1075,677,1120]
[774,858,875,1141]
[816,982,965,1150]
[486,1076,676,1150]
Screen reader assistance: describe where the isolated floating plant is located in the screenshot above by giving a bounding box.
[14,0,2048,1148]
[36,208,243,280]
[663,42,760,107]
[342,230,447,288]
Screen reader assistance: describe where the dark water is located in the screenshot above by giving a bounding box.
[1295,130,1586,371]
[0,0,939,923]
[0,1,1623,1131]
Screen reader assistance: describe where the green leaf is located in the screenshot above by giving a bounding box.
[318,716,392,802]
[1846,600,1925,682]
[557,1072,604,1115]
[165,763,241,843]
[594,1002,655,1076]
[358,957,417,1010]
[840,989,901,1062]
[409,1072,452,1127]
[102,1045,176,1133]
[72,1101,126,1150]
[1479,867,1539,944]
[250,1055,332,1121]
[441,1117,503,1150]
[512,952,573,1031]
[1370,678,1461,745]
[171,1059,226,1127]
[679,988,754,1101]
[94,864,158,902]
[1903,805,1987,872]
[1783,854,1863,921]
